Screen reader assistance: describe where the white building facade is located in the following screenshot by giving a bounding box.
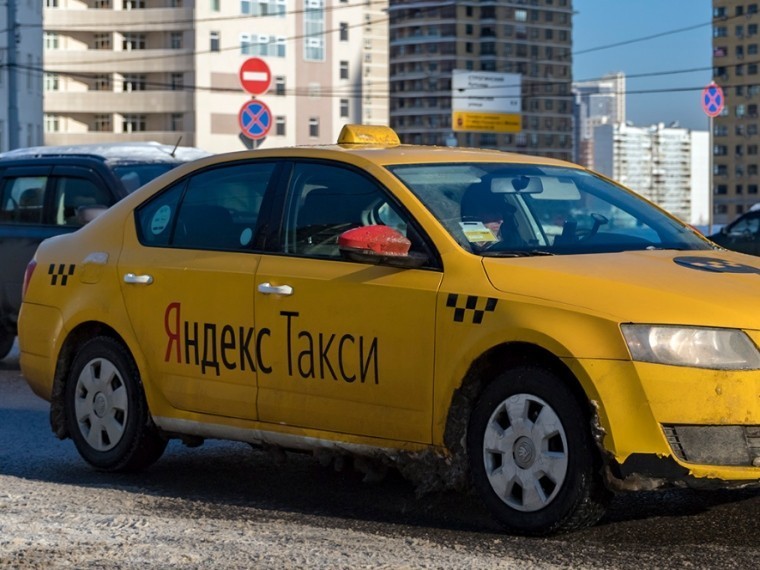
[0,0,44,151]
[43,0,388,153]
[572,72,625,168]
[593,122,707,224]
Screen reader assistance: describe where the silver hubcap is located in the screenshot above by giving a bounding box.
[74,357,128,452]
[482,393,568,512]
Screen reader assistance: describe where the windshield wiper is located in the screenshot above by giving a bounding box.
[481,250,555,257]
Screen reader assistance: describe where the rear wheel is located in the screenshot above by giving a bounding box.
[467,365,609,535]
[0,329,14,360]
[64,336,166,471]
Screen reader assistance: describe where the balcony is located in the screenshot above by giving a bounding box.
[45,49,193,74]
[45,90,194,114]
[44,6,194,32]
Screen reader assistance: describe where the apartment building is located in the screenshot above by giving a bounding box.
[43,0,388,153]
[572,72,625,168]
[593,122,704,223]
[388,0,573,161]
[712,0,760,225]
[0,0,44,151]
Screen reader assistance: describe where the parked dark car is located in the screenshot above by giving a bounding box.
[0,142,209,359]
[709,208,760,256]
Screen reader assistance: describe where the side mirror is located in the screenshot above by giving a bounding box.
[76,205,108,226]
[338,226,427,269]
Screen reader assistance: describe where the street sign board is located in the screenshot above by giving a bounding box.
[239,57,272,96]
[451,70,522,133]
[238,99,272,141]
[702,82,725,118]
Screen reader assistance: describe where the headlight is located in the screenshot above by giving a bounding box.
[621,324,760,370]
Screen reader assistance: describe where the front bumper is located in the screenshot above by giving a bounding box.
[570,358,760,484]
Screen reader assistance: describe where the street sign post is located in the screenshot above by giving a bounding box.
[238,99,272,141]
[239,57,272,96]
[702,82,724,118]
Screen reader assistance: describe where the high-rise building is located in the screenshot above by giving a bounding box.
[42,0,387,153]
[594,122,700,223]
[712,0,760,225]
[572,72,625,167]
[0,1,44,151]
[388,0,573,161]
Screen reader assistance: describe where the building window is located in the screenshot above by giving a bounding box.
[123,0,145,8]
[170,73,183,90]
[340,22,349,41]
[170,32,183,49]
[304,0,325,61]
[122,74,146,92]
[340,60,349,79]
[275,76,286,95]
[275,116,286,136]
[44,114,60,133]
[123,33,146,51]
[340,98,349,118]
[94,33,111,50]
[46,0,59,6]
[93,114,112,132]
[44,73,59,91]
[241,0,286,16]
[211,0,220,10]
[94,74,111,91]
[122,114,147,133]
[309,117,319,138]
[170,113,183,132]
[44,32,60,50]
[240,34,286,57]
[210,31,220,52]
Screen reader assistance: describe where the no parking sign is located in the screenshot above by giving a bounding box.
[702,82,725,118]
[238,99,272,141]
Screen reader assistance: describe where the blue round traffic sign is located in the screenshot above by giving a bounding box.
[702,82,724,118]
[238,99,272,141]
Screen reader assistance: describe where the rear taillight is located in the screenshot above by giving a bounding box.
[22,259,37,299]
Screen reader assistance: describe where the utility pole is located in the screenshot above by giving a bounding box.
[7,0,19,149]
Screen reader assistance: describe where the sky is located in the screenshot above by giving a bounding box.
[573,0,713,131]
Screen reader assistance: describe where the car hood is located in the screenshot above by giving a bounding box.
[483,249,760,329]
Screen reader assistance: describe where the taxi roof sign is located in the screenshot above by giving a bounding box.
[337,124,400,145]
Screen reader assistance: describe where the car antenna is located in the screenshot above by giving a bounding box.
[170,136,182,158]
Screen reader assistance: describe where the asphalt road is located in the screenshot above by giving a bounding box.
[1,341,759,569]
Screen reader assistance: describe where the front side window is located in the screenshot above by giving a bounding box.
[135,162,275,251]
[388,163,711,256]
[280,162,431,262]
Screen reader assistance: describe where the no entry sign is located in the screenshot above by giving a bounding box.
[239,57,271,96]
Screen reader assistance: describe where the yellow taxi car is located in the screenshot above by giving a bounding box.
[18,125,760,535]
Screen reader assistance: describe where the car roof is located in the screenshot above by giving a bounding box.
[0,142,210,164]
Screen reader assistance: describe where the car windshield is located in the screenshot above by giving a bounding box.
[387,163,712,256]
[113,163,178,193]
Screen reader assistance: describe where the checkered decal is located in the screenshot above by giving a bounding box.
[49,263,75,286]
[446,293,498,324]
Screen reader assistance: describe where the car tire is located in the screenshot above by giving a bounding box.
[0,329,14,360]
[467,365,609,535]
[64,336,167,471]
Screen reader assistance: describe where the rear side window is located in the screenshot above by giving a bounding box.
[135,161,275,251]
[0,176,47,225]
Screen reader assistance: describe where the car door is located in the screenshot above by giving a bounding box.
[721,213,760,255]
[118,160,278,421]
[255,161,443,444]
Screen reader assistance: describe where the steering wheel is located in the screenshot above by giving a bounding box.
[573,213,609,241]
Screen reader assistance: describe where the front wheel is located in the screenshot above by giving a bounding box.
[467,365,609,535]
[64,336,167,471]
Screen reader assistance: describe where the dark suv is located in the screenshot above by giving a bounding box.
[0,142,209,359]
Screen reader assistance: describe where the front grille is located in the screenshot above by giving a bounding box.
[662,425,760,467]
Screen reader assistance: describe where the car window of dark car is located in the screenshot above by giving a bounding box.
[727,214,760,236]
[53,176,115,226]
[0,176,47,224]
[136,161,275,251]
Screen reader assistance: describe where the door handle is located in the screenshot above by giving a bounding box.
[123,273,154,285]
[258,282,293,296]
